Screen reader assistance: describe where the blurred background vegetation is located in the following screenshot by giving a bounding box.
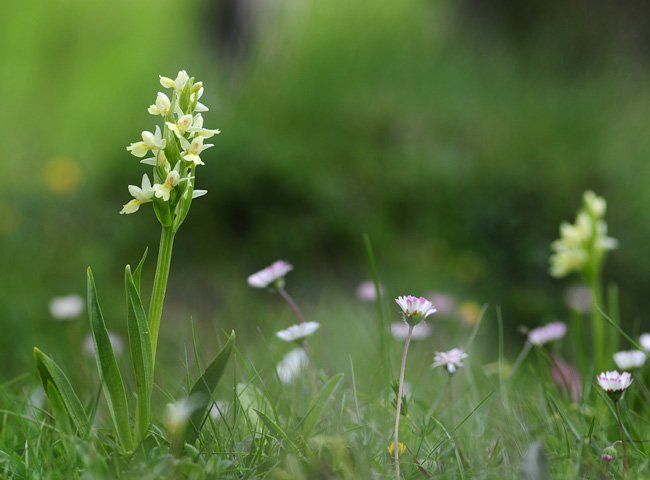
[2,0,650,381]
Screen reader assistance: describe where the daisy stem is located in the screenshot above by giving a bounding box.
[148,225,175,365]
[394,325,414,480]
[615,400,629,474]
[278,287,305,324]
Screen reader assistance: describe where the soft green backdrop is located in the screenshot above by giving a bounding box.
[2,0,650,378]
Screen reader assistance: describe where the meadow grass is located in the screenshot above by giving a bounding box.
[1,281,648,479]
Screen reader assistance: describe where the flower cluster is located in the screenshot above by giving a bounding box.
[121,70,219,229]
[549,191,617,278]
[613,350,647,371]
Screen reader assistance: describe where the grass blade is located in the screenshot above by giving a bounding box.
[34,348,91,438]
[295,373,344,439]
[183,330,236,445]
[125,265,153,444]
[87,267,134,451]
[132,248,148,294]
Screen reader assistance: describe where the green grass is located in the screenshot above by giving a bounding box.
[1,287,647,478]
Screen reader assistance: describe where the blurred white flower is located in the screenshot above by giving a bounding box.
[49,294,84,321]
[613,350,647,371]
[639,333,650,352]
[395,295,436,326]
[432,348,468,374]
[209,401,229,421]
[528,322,567,346]
[275,321,320,343]
[356,280,383,302]
[165,395,203,433]
[84,331,124,357]
[564,284,592,313]
[390,321,432,341]
[583,190,607,218]
[276,348,309,384]
[248,260,293,289]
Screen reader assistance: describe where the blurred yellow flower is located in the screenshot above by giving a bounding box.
[387,442,406,457]
[0,203,21,236]
[42,156,81,194]
[459,300,481,326]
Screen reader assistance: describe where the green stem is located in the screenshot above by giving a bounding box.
[589,264,606,373]
[148,225,175,364]
[394,325,413,480]
[615,401,629,474]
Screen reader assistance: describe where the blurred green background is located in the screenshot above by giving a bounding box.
[2,0,650,379]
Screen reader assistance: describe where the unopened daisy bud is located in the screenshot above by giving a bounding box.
[152,170,180,202]
[597,370,633,402]
[395,295,436,326]
[613,350,647,371]
[148,92,171,116]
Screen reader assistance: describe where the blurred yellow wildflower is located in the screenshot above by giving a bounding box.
[387,442,406,457]
[42,156,80,194]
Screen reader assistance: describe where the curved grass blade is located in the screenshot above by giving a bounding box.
[125,265,153,443]
[183,330,236,445]
[254,409,298,452]
[296,373,344,439]
[87,267,134,451]
[34,348,91,438]
[132,248,148,294]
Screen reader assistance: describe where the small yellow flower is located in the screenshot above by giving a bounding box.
[387,442,406,457]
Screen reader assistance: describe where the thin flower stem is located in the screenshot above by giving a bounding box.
[278,287,305,324]
[449,373,454,425]
[394,325,414,480]
[615,400,629,474]
[148,225,175,364]
[301,343,318,395]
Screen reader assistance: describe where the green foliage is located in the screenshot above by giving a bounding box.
[183,330,236,445]
[33,347,91,438]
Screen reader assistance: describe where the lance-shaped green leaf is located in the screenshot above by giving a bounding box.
[125,265,153,444]
[34,348,91,438]
[87,267,134,451]
[183,331,235,445]
[295,373,344,439]
[132,248,148,294]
